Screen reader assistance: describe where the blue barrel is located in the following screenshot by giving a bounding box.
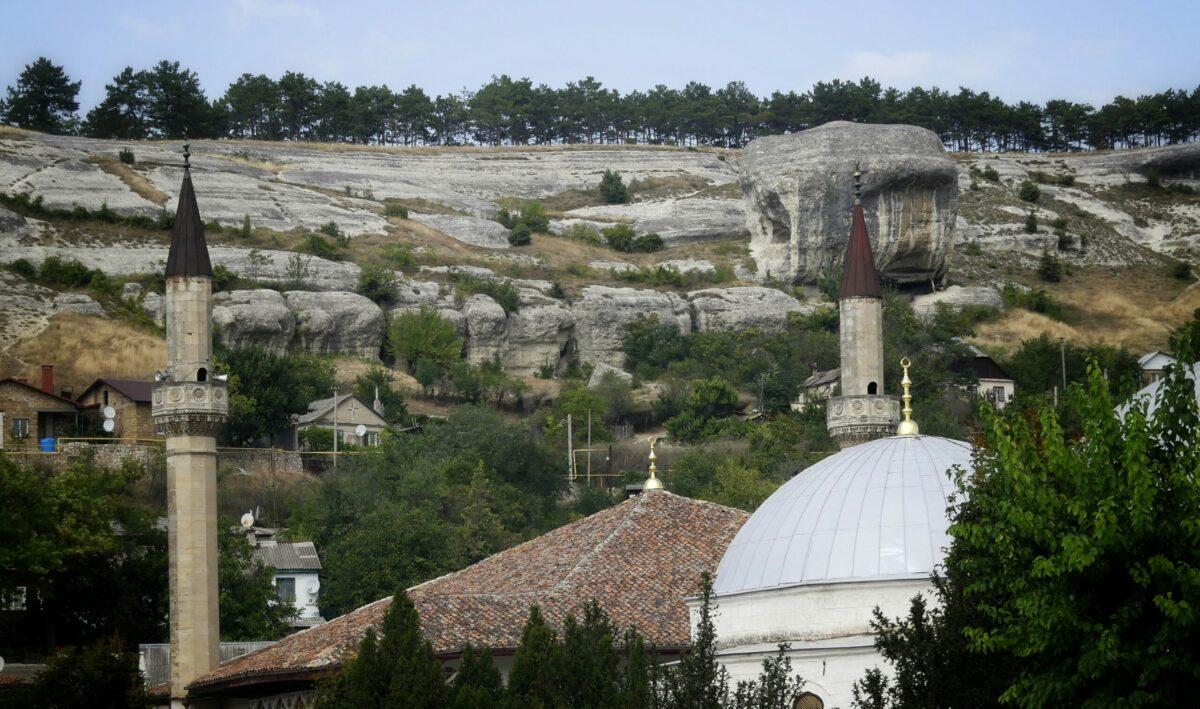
[40,436,56,452]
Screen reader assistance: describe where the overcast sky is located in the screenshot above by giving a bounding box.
[4,0,1198,111]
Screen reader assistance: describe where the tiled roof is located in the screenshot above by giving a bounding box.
[77,378,154,403]
[253,541,322,572]
[0,378,82,410]
[189,491,748,694]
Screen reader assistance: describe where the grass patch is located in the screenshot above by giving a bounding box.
[627,174,712,199]
[381,197,471,216]
[212,150,287,173]
[87,154,170,205]
[5,313,164,393]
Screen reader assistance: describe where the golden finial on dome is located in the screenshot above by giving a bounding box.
[644,437,664,490]
[897,357,920,436]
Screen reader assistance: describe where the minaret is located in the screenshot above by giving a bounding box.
[152,141,227,706]
[825,169,899,447]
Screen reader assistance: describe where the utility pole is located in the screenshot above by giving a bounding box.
[566,413,574,480]
[586,410,592,485]
[332,386,338,473]
[1059,338,1067,392]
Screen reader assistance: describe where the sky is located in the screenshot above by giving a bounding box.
[3,0,1198,112]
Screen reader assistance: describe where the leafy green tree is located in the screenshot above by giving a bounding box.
[665,376,740,443]
[26,640,151,709]
[216,346,336,445]
[218,523,296,640]
[603,223,636,252]
[455,464,510,564]
[390,307,464,372]
[600,169,629,203]
[622,314,688,378]
[82,67,150,139]
[2,57,80,133]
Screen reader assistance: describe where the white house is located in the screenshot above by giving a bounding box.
[1138,351,1176,386]
[244,526,324,630]
[292,392,387,449]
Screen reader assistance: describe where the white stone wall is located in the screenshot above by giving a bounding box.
[695,578,935,709]
[978,377,1014,409]
[166,276,214,382]
[273,571,321,620]
[838,297,884,396]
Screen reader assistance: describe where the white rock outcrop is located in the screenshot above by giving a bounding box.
[910,286,1005,320]
[213,290,296,353]
[570,286,691,367]
[283,291,384,358]
[53,292,105,317]
[687,287,809,332]
[588,362,634,389]
[741,121,958,285]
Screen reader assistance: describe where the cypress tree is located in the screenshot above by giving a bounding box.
[507,605,564,708]
[560,601,621,707]
[379,592,449,708]
[451,645,503,709]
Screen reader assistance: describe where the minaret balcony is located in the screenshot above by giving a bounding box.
[827,394,901,447]
[152,381,228,435]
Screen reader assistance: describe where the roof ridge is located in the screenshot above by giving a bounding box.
[554,492,649,592]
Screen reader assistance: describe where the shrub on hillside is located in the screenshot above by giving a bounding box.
[1172,260,1192,281]
[384,201,409,218]
[599,169,629,204]
[1024,211,1038,234]
[558,222,604,245]
[357,264,397,306]
[117,148,135,165]
[300,233,342,261]
[602,223,635,252]
[508,222,532,246]
[1037,250,1063,282]
[633,232,664,252]
[981,165,1000,182]
[518,202,550,233]
[1017,179,1040,203]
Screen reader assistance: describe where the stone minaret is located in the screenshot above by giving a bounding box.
[826,170,899,447]
[152,141,227,706]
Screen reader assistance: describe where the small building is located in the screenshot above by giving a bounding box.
[791,367,840,412]
[76,379,157,440]
[292,393,386,449]
[0,366,83,449]
[242,525,325,630]
[1138,351,1176,385]
[962,344,1015,409]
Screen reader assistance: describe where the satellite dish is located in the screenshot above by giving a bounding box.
[0,656,5,673]
[240,511,255,528]
[355,424,367,437]
[101,418,115,433]
[103,406,116,419]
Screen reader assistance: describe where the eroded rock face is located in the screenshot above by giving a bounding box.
[503,295,575,375]
[463,295,509,364]
[53,292,105,317]
[741,121,958,285]
[910,285,1004,321]
[283,291,383,358]
[687,287,809,332]
[213,290,295,353]
[570,286,691,367]
[588,362,633,389]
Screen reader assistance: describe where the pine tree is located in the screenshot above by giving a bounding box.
[600,169,629,204]
[3,57,80,134]
[457,464,507,564]
[451,645,503,709]
[82,67,150,139]
[560,601,621,707]
[659,573,730,709]
[507,605,564,708]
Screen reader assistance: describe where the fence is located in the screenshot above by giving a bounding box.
[139,641,276,685]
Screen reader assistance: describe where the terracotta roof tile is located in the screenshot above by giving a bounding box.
[189,491,747,694]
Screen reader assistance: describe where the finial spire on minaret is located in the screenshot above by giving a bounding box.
[839,169,882,300]
[897,358,920,436]
[165,136,212,278]
[644,438,664,490]
[852,165,863,204]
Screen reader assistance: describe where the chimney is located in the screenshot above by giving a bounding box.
[41,364,54,394]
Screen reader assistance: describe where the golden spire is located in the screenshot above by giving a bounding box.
[897,357,920,436]
[644,438,664,490]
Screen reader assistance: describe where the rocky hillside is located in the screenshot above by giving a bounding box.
[2,124,1199,385]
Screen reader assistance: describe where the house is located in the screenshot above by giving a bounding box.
[292,393,386,449]
[790,367,840,412]
[185,491,748,707]
[241,525,325,630]
[75,379,157,440]
[1138,350,1176,385]
[962,343,1015,408]
[0,366,84,449]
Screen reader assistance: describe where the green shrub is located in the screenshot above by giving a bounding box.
[518,202,550,233]
[118,148,135,165]
[549,281,566,300]
[495,208,515,228]
[599,170,629,204]
[7,257,37,280]
[981,165,1000,182]
[384,201,409,218]
[1037,250,1063,282]
[37,255,106,289]
[1167,182,1196,195]
[239,214,252,238]
[453,273,521,313]
[300,233,342,261]
[1146,168,1162,189]
[1017,180,1040,203]
[1057,231,1072,250]
[633,232,664,253]
[1002,285,1064,320]
[558,223,604,245]
[963,241,983,256]
[508,222,532,246]
[602,223,636,252]
[212,264,236,292]
[381,244,416,272]
[357,264,398,305]
[1024,211,1038,234]
[1172,260,1193,281]
[319,221,343,242]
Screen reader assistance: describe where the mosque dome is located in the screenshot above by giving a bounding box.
[713,434,973,596]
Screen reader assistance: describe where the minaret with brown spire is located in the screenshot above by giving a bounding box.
[825,169,899,447]
[152,140,227,706]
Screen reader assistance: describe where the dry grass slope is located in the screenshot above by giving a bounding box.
[86,154,170,205]
[3,313,165,392]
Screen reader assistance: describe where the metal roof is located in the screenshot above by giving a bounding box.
[713,435,973,596]
[804,368,840,388]
[77,378,154,403]
[252,541,322,571]
[838,203,882,300]
[165,169,213,278]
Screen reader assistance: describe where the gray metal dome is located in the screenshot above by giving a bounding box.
[713,435,973,596]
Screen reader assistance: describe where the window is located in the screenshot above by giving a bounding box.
[103,390,109,406]
[197,367,207,382]
[364,431,380,446]
[867,381,878,395]
[11,418,30,439]
[991,385,1006,402]
[275,577,296,604]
